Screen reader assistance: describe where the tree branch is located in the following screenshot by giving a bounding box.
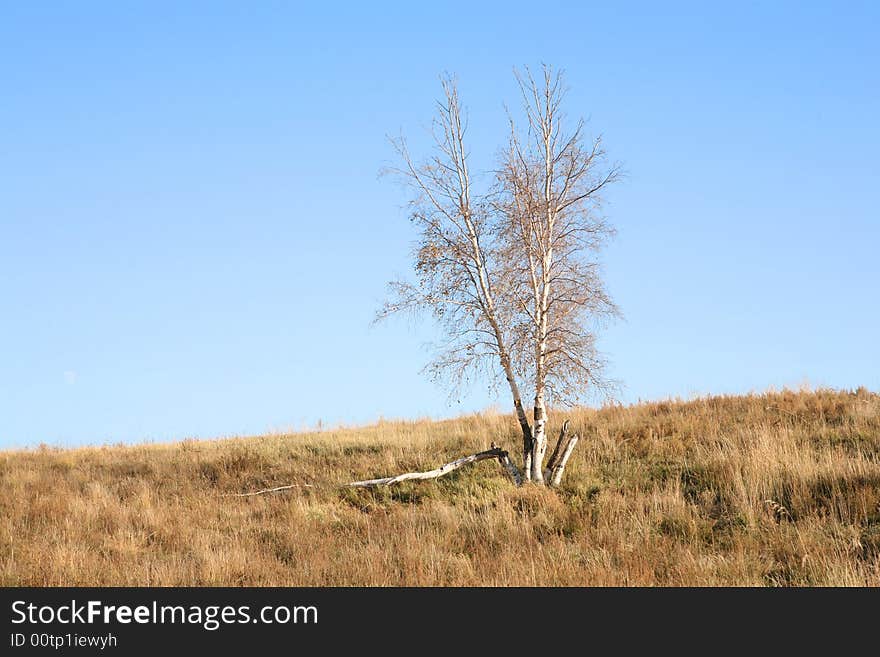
[345,446,521,488]
[222,483,314,497]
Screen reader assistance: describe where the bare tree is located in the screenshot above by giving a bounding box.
[372,66,621,488]
[496,66,621,482]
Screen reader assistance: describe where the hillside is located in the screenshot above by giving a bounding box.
[2,388,879,586]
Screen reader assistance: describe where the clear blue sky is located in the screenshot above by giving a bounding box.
[1,2,878,448]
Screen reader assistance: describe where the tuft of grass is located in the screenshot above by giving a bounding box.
[1,387,879,586]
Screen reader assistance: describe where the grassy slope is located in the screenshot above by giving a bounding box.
[1,388,879,586]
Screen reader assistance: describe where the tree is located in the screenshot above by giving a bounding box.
[371,66,621,488]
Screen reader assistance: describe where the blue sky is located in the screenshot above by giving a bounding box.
[1,2,878,448]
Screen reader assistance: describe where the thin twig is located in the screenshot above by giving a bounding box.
[222,483,313,497]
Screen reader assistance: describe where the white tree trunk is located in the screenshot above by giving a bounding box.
[530,401,548,483]
[541,420,581,487]
[495,337,533,481]
[548,433,579,487]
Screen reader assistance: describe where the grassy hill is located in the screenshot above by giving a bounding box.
[2,387,879,586]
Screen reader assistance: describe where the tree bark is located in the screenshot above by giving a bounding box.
[547,432,579,487]
[544,420,570,477]
[496,449,525,487]
[530,400,548,483]
[494,336,533,480]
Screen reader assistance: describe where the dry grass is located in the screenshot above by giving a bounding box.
[2,387,879,586]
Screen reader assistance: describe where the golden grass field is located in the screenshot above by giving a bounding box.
[2,387,879,586]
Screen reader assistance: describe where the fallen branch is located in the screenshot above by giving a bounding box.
[496,449,524,486]
[228,446,523,496]
[346,446,519,488]
[222,483,313,497]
